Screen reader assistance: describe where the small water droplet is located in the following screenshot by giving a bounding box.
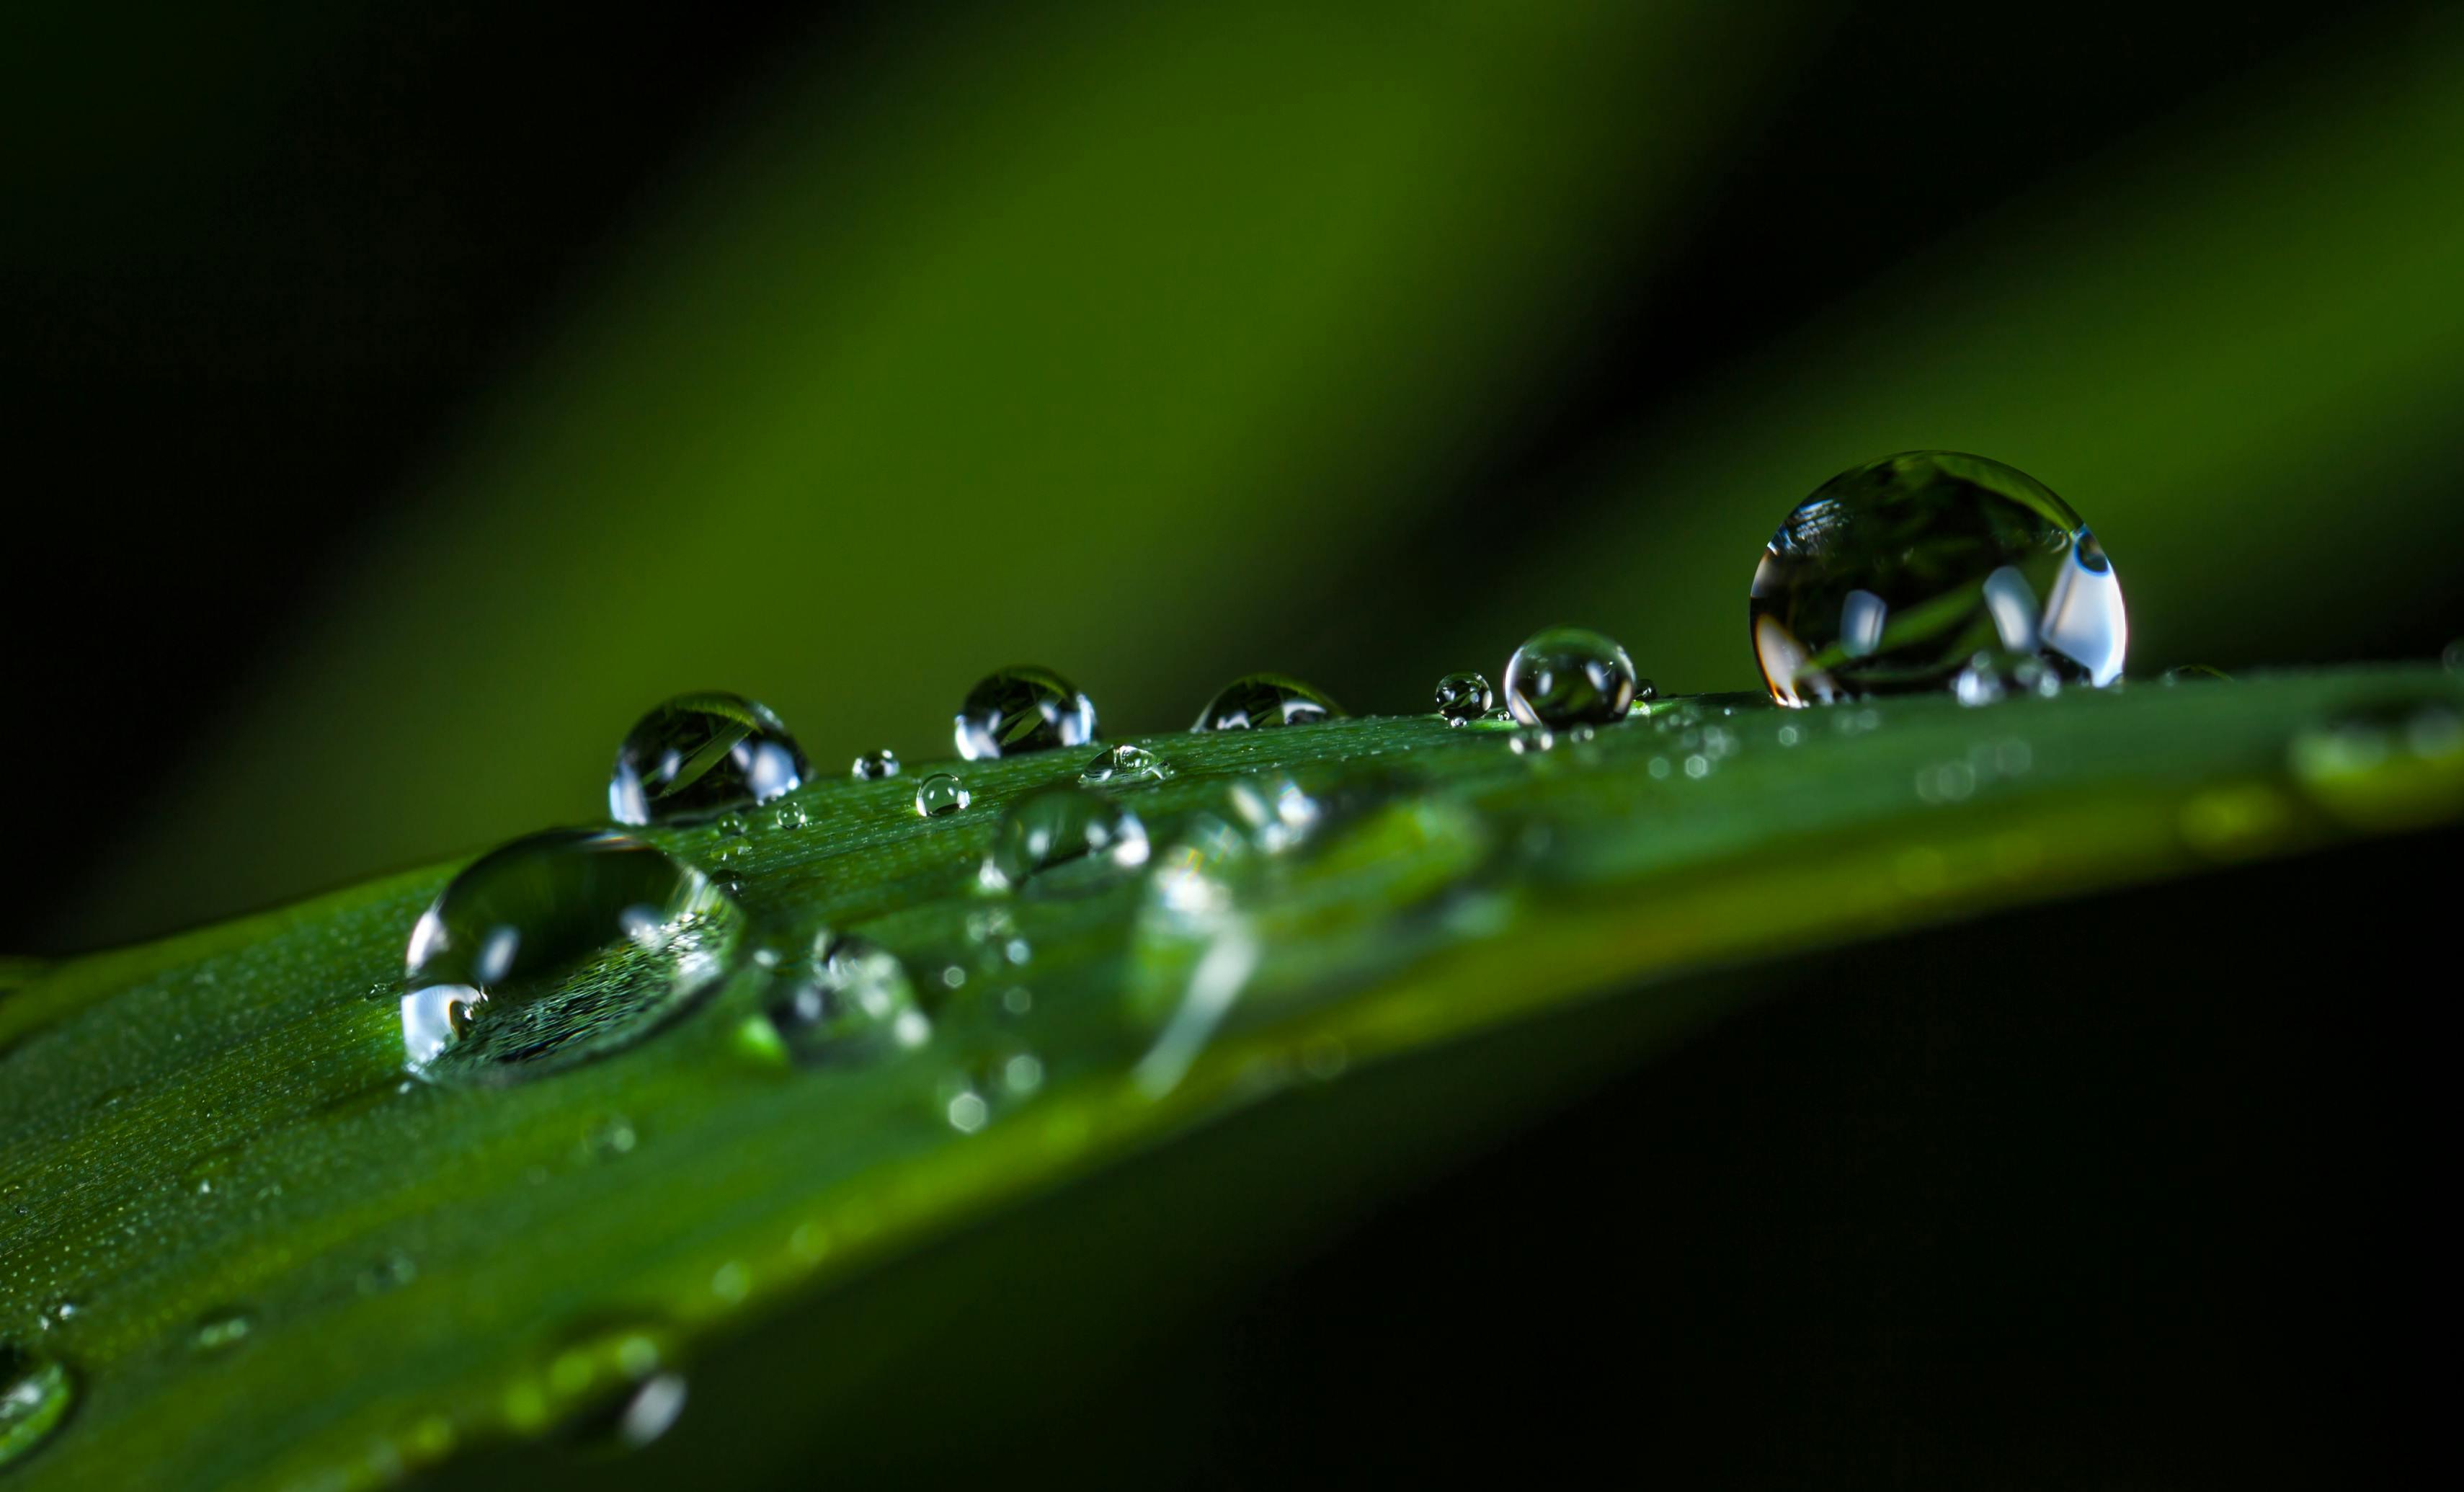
[35,1301,76,1335]
[357,1251,419,1296]
[1952,649,2063,707]
[955,667,1098,760]
[1433,671,1494,727]
[981,785,1150,892]
[1079,743,1171,784]
[850,748,901,781]
[608,692,809,825]
[400,830,742,1083]
[915,773,971,817]
[2163,664,2233,684]
[584,1114,639,1160]
[763,936,929,1064]
[1751,452,2126,705]
[945,1088,990,1133]
[0,1343,75,1469]
[192,1309,254,1354]
[1191,674,1343,731]
[1503,626,1645,729]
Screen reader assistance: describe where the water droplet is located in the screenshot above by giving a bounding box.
[1433,671,1494,727]
[954,667,1098,760]
[2163,664,2233,685]
[914,773,971,817]
[1079,743,1171,784]
[1952,649,2063,707]
[2287,698,2464,829]
[583,1114,639,1160]
[850,749,901,781]
[608,692,809,825]
[192,1310,254,1354]
[1503,626,1645,729]
[357,1251,419,1296]
[1225,775,1320,853]
[0,1344,74,1469]
[981,786,1150,893]
[1191,674,1343,731]
[1751,451,2127,705]
[400,830,742,1083]
[763,936,929,1063]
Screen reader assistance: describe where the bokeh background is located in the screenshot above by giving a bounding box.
[7,5,2455,1485]
[10,0,2464,951]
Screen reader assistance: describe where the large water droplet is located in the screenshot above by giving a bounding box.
[1433,671,1494,727]
[915,773,971,817]
[1079,743,1170,785]
[981,786,1149,893]
[954,667,1098,760]
[762,935,929,1062]
[608,693,809,825]
[1191,674,1343,731]
[850,749,901,781]
[0,1343,74,1470]
[1503,626,1645,729]
[1750,451,2127,705]
[400,830,742,1083]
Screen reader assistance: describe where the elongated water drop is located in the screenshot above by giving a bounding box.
[0,1344,74,1470]
[915,773,970,817]
[954,667,1097,760]
[1503,626,1645,729]
[1192,674,1343,731]
[850,749,900,781]
[608,692,809,825]
[1433,671,1493,727]
[1079,743,1170,784]
[763,935,928,1063]
[982,785,1149,892]
[1750,451,2127,706]
[401,830,742,1083]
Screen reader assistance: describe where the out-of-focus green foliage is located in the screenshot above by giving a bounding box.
[7,670,2458,1490]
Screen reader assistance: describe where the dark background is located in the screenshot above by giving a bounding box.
[5,4,2453,1483]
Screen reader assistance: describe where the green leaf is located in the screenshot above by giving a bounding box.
[6,668,2460,1489]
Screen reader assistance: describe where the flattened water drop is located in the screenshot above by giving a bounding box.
[1750,451,2127,705]
[1433,671,1493,727]
[608,692,809,825]
[1192,674,1343,731]
[762,935,929,1063]
[915,773,971,817]
[400,830,742,1084]
[1079,743,1170,785]
[981,785,1149,893]
[954,667,1098,760]
[850,749,901,781]
[1503,626,1645,729]
[0,1343,74,1470]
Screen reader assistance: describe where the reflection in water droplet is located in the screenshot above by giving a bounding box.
[608,693,809,825]
[1503,627,1642,729]
[1433,671,1494,727]
[192,1310,254,1354]
[762,936,929,1064]
[400,830,742,1084]
[955,667,1098,760]
[1751,452,2126,705]
[850,749,901,781]
[915,773,971,817]
[1952,649,2063,707]
[982,786,1149,893]
[1191,674,1343,731]
[2163,664,2233,685]
[1079,743,1171,785]
[0,1343,74,1469]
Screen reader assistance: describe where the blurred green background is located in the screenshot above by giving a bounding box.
[9,0,2463,951]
